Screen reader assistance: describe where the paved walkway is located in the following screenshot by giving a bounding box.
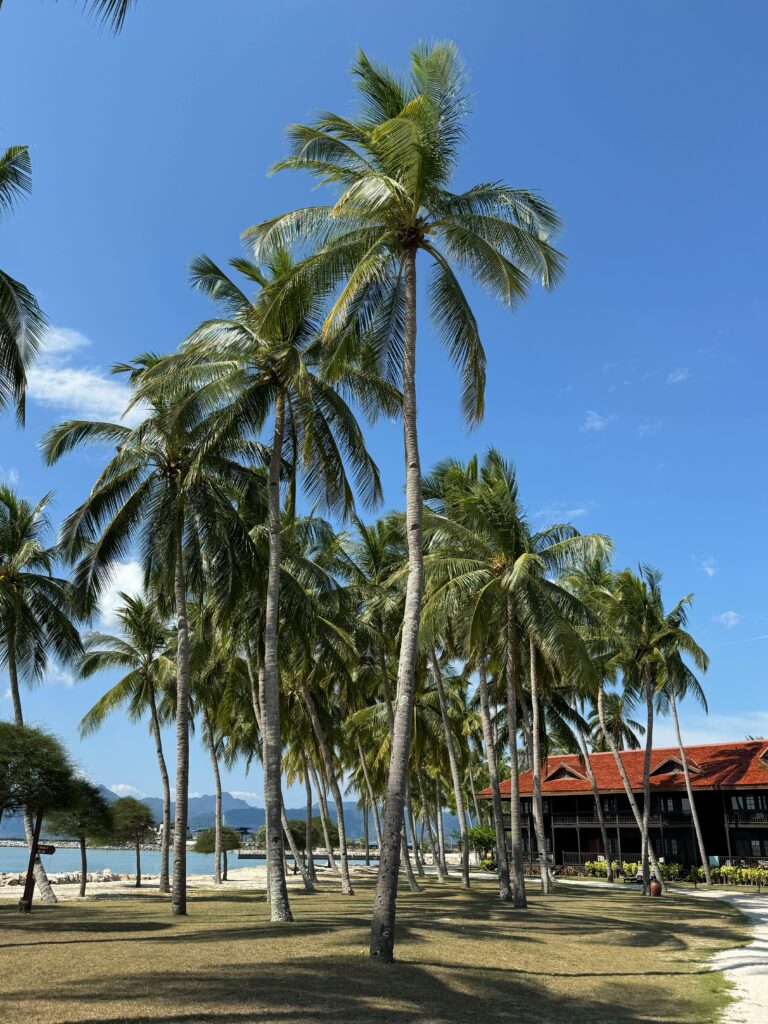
[675,888,768,1024]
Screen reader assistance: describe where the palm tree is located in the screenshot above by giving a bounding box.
[604,566,708,893]
[247,42,564,961]
[423,451,608,898]
[0,146,45,422]
[0,485,81,901]
[42,356,255,915]
[78,592,175,893]
[659,640,712,883]
[146,248,389,921]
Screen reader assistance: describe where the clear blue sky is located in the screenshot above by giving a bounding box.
[2,0,767,805]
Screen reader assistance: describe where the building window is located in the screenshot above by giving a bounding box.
[603,797,617,814]
[668,837,679,857]
[681,797,691,813]
[751,840,762,858]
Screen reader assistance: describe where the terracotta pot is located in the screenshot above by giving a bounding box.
[649,879,663,897]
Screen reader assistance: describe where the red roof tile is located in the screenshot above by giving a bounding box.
[477,740,768,798]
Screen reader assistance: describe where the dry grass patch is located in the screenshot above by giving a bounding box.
[0,878,747,1024]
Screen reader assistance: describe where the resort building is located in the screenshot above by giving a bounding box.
[478,740,768,868]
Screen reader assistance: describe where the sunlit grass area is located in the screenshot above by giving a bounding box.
[0,879,747,1024]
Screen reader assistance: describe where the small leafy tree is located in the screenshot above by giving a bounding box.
[0,722,75,911]
[193,826,241,881]
[110,797,157,887]
[46,779,113,896]
[466,825,497,861]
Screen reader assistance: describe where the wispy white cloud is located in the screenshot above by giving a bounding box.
[532,503,589,522]
[44,664,76,688]
[694,555,717,578]
[28,326,146,426]
[666,367,692,385]
[637,420,662,437]
[99,560,144,627]
[581,410,614,432]
[0,467,19,486]
[2,688,10,701]
[712,610,741,629]
[110,783,147,798]
[229,791,262,806]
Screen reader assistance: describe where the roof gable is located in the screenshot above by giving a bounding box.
[545,762,586,782]
[650,755,702,777]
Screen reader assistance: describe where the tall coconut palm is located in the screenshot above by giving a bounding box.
[42,357,256,915]
[247,42,564,961]
[0,485,81,901]
[78,592,174,893]
[0,146,45,423]
[422,451,608,899]
[145,248,391,921]
[604,566,708,894]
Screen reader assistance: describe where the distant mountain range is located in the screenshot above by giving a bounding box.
[0,786,459,842]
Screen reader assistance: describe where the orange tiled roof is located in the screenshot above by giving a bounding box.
[477,740,768,797]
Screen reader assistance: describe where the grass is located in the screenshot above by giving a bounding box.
[0,878,749,1024]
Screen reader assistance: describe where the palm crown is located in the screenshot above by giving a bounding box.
[246,42,564,424]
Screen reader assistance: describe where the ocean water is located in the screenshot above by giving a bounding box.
[0,847,378,875]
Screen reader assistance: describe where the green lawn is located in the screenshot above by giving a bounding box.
[0,879,748,1024]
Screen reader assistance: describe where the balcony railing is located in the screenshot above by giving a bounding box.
[551,810,696,827]
[726,811,768,826]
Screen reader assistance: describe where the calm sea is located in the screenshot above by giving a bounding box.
[0,847,377,875]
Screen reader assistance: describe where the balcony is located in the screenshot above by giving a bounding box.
[551,811,694,827]
[726,811,768,826]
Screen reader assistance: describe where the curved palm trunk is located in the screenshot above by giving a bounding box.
[203,711,223,885]
[597,684,662,885]
[262,394,293,922]
[528,641,553,894]
[400,829,421,892]
[416,770,444,882]
[357,738,383,849]
[147,681,171,894]
[432,651,469,887]
[171,530,191,915]
[670,694,711,884]
[574,710,613,882]
[300,684,353,895]
[370,248,424,963]
[135,839,142,887]
[364,796,370,865]
[280,804,315,892]
[8,635,56,904]
[302,756,317,882]
[406,781,424,877]
[477,651,512,901]
[79,837,88,898]
[308,758,339,874]
[640,668,661,894]
[504,600,527,907]
[467,760,482,826]
[435,778,448,875]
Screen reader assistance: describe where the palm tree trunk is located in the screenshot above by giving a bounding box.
[432,651,469,888]
[405,781,424,877]
[302,755,317,882]
[79,837,87,898]
[308,758,339,874]
[435,778,448,875]
[596,684,662,884]
[670,694,711,883]
[400,829,421,892]
[262,393,293,922]
[9,633,56,904]
[203,711,223,885]
[223,849,228,881]
[171,528,191,915]
[135,839,141,887]
[528,640,553,894]
[641,668,655,894]
[477,650,512,901]
[574,710,613,882]
[357,738,383,848]
[467,760,482,826]
[504,598,527,907]
[147,680,171,894]
[416,770,444,882]
[370,246,423,963]
[364,796,370,865]
[280,804,315,892]
[300,684,354,895]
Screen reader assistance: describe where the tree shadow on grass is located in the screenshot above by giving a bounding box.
[4,957,696,1024]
